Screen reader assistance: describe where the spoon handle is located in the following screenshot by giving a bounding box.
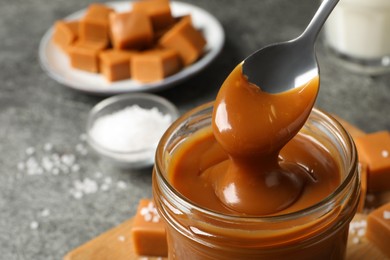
[300,0,339,46]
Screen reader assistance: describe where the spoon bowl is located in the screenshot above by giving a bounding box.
[243,0,339,94]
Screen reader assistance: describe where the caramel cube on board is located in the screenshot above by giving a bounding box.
[109,11,153,50]
[52,20,79,53]
[159,16,206,66]
[79,4,114,43]
[68,40,107,73]
[355,131,390,192]
[131,48,181,82]
[366,202,390,258]
[99,49,135,82]
[131,199,167,257]
[132,0,175,30]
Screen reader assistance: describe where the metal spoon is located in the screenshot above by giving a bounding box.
[242,0,339,94]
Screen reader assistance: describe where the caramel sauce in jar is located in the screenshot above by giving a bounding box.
[153,64,360,259]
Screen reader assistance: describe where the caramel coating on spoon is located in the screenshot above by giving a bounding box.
[209,63,319,215]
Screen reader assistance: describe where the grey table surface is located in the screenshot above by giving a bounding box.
[1,0,389,259]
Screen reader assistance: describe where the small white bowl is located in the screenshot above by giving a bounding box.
[86,93,179,169]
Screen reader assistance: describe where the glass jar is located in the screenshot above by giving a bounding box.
[153,102,360,260]
[323,0,390,75]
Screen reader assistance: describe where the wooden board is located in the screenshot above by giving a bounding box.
[64,213,388,260]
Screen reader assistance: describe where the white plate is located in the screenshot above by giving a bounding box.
[39,1,225,95]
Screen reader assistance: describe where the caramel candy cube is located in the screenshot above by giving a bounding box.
[366,202,390,258]
[79,4,114,43]
[132,49,181,82]
[132,0,175,30]
[52,20,79,53]
[132,199,167,257]
[109,11,153,50]
[99,50,135,82]
[68,40,107,73]
[355,131,390,192]
[159,16,206,66]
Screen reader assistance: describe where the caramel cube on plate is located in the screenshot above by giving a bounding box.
[109,11,153,50]
[355,131,390,192]
[79,4,114,43]
[131,199,167,257]
[99,49,135,82]
[153,15,190,42]
[131,48,181,82]
[159,16,206,66]
[68,40,107,73]
[132,0,175,30]
[52,20,79,53]
[366,202,390,258]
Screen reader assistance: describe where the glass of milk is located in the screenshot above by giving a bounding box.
[323,0,390,75]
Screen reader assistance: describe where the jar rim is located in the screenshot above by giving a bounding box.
[155,102,358,222]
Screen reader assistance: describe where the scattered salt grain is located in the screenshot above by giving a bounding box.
[40,208,50,217]
[357,228,366,237]
[81,178,98,194]
[103,177,112,185]
[117,181,127,189]
[95,172,103,179]
[382,150,389,158]
[26,147,35,155]
[72,190,83,200]
[41,156,54,171]
[118,235,126,242]
[76,143,88,156]
[152,215,160,223]
[140,201,160,223]
[100,177,113,191]
[352,237,360,244]
[17,162,25,171]
[30,221,39,230]
[61,154,76,166]
[44,143,53,152]
[384,210,390,220]
[89,105,172,153]
[71,164,80,172]
[100,183,110,191]
[25,157,42,175]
